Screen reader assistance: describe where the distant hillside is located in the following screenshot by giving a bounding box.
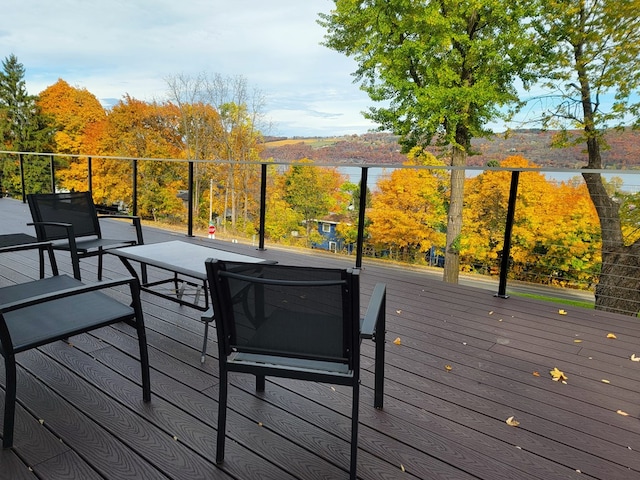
[260,130,640,169]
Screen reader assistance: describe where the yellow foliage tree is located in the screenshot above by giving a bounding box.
[368,149,447,261]
[463,156,600,285]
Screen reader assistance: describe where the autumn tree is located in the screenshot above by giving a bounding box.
[462,156,600,285]
[531,0,640,315]
[0,54,53,195]
[283,163,347,245]
[37,79,107,191]
[320,0,539,283]
[97,95,185,219]
[368,149,447,261]
[165,73,266,232]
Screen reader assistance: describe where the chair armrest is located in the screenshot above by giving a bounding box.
[361,283,386,339]
[98,215,144,245]
[0,276,138,313]
[0,240,52,255]
[28,221,75,240]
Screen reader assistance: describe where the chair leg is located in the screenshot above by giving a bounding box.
[201,320,209,364]
[349,380,360,480]
[3,356,17,449]
[216,369,228,464]
[256,374,265,392]
[97,249,104,281]
[136,320,151,402]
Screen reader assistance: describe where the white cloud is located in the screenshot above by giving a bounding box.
[1,0,376,136]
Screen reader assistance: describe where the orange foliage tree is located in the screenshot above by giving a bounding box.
[37,79,106,191]
[97,96,185,219]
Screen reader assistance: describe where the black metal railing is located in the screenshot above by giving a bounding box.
[3,149,638,306]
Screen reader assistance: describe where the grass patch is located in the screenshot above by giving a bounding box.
[511,291,594,309]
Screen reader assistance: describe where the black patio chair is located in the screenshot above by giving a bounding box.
[27,191,144,280]
[205,259,386,480]
[0,242,151,448]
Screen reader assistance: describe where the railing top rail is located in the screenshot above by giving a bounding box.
[2,150,638,175]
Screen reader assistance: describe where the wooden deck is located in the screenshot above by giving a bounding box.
[1,197,639,480]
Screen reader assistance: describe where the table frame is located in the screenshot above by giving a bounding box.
[110,240,271,362]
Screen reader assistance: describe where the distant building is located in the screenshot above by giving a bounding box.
[311,213,353,253]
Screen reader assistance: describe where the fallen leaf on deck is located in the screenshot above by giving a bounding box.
[617,410,629,416]
[445,364,453,372]
[173,436,178,441]
[630,354,640,362]
[393,337,402,345]
[489,311,494,315]
[39,419,44,425]
[505,416,520,427]
[549,367,568,382]
[607,333,617,339]
[400,464,406,472]
[532,371,540,377]
[396,309,402,314]
[558,309,567,315]
[573,339,583,343]
[601,379,610,384]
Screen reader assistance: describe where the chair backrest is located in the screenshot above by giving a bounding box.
[206,260,360,369]
[27,192,102,241]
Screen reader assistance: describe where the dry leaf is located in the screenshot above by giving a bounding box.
[173,436,178,441]
[573,339,583,343]
[400,464,406,472]
[393,337,401,345]
[558,309,567,315]
[39,419,45,425]
[489,311,494,315]
[601,379,610,384]
[607,333,617,339]
[550,367,568,382]
[532,371,540,377]
[258,422,263,427]
[630,354,640,362]
[617,410,629,416]
[396,309,402,314]
[444,364,453,372]
[505,416,520,427]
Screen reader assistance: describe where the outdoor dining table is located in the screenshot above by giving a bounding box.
[110,240,272,362]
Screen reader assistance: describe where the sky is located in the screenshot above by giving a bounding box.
[0,0,381,138]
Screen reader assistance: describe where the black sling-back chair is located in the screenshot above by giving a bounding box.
[27,191,144,280]
[0,241,151,448]
[206,259,386,480]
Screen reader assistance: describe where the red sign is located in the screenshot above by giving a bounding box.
[208,225,216,235]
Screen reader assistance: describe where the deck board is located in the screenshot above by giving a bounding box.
[1,197,639,479]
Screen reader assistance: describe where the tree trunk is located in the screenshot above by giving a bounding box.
[581,145,640,315]
[443,144,466,284]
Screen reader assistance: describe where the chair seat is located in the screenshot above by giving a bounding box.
[0,275,134,353]
[231,352,352,376]
[53,237,136,253]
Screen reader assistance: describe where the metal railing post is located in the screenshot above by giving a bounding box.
[496,170,520,298]
[87,156,92,193]
[355,167,368,269]
[49,154,55,192]
[258,163,267,250]
[19,153,26,202]
[187,161,194,237]
[132,158,138,216]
